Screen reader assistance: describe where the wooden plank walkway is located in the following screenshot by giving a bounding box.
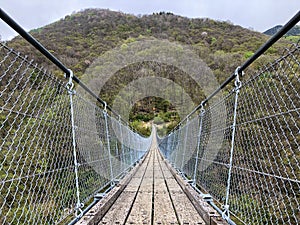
[76,132,226,225]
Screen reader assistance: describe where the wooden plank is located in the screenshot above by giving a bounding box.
[143,167,153,178]
[160,163,174,179]
[153,162,178,224]
[162,155,227,225]
[133,166,147,178]
[124,151,153,224]
[125,192,152,225]
[156,149,206,225]
[154,178,167,192]
[98,153,150,224]
[139,177,153,192]
[126,177,143,192]
[154,168,164,178]
[170,192,206,224]
[164,178,181,192]
[98,191,136,224]
[153,187,178,224]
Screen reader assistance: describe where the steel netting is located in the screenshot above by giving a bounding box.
[0,42,151,224]
[158,41,300,224]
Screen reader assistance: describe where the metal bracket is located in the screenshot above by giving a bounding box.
[201,194,213,202]
[94,193,106,200]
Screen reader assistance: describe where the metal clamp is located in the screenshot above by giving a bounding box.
[234,67,243,90]
[66,69,75,92]
[222,204,230,219]
[199,102,205,115]
[103,101,107,113]
[201,194,213,202]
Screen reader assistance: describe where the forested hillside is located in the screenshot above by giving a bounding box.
[264,24,300,36]
[5,8,290,135]
[264,24,300,43]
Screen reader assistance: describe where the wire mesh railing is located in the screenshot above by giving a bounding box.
[0,41,151,224]
[1,6,300,225]
[158,37,300,224]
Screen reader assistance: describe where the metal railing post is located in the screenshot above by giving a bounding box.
[171,133,177,165]
[192,106,205,187]
[174,130,181,168]
[168,134,173,160]
[180,118,189,171]
[118,116,125,170]
[223,67,242,221]
[129,131,133,166]
[165,134,170,158]
[134,133,138,162]
[66,70,83,218]
[103,106,114,187]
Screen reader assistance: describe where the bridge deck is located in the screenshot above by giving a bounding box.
[77,135,226,225]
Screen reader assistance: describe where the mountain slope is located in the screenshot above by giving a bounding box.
[264,24,300,36]
[5,9,290,135]
[7,9,282,77]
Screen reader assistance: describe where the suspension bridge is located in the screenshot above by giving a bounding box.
[0,8,300,225]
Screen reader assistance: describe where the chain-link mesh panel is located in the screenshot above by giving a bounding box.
[229,42,300,224]
[71,95,112,205]
[0,43,76,224]
[159,41,300,224]
[0,42,152,224]
[72,94,151,205]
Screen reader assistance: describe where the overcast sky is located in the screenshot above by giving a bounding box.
[0,0,299,40]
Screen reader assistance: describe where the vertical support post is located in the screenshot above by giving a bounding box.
[133,133,137,163]
[181,118,189,171]
[115,140,121,179]
[138,135,140,160]
[66,70,83,218]
[115,143,119,163]
[129,130,133,166]
[223,68,242,221]
[171,132,177,165]
[167,134,172,160]
[103,106,114,187]
[118,116,125,170]
[165,134,170,158]
[174,130,180,168]
[165,135,168,157]
[192,105,205,187]
[139,135,141,159]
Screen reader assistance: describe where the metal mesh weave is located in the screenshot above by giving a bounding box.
[0,42,151,224]
[158,41,300,224]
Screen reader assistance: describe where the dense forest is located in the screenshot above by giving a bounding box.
[5,8,292,135]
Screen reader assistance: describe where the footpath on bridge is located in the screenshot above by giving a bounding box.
[77,129,226,225]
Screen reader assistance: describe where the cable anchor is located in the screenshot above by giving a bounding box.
[75,202,84,218]
[222,204,230,220]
